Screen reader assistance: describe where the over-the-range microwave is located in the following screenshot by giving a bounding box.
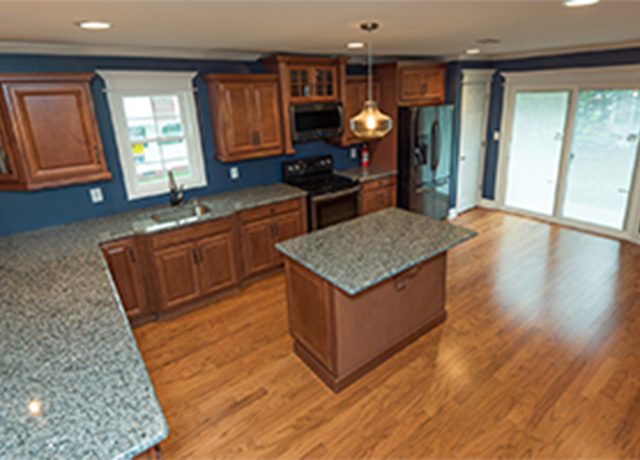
[290,102,344,143]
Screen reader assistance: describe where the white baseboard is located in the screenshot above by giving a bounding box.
[479,199,500,209]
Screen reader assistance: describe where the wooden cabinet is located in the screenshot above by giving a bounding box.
[341,76,381,146]
[206,74,284,162]
[398,64,446,105]
[154,242,202,310]
[101,238,151,325]
[288,64,338,103]
[360,176,397,215]
[197,232,238,295]
[239,198,306,277]
[0,73,110,191]
[261,55,348,154]
[151,217,239,311]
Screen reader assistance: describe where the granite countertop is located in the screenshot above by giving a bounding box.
[276,208,476,296]
[0,183,306,460]
[337,166,397,183]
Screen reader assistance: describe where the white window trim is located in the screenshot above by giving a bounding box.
[98,70,207,201]
[495,64,640,243]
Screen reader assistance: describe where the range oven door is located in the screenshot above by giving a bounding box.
[310,187,360,230]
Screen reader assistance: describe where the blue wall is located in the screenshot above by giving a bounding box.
[0,54,359,235]
[479,46,640,199]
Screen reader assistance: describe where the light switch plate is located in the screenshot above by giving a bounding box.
[350,147,358,159]
[89,187,104,204]
[229,166,240,180]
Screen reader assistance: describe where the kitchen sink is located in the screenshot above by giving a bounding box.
[150,204,211,223]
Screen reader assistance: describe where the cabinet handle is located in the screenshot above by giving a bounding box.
[192,248,199,264]
[197,248,204,263]
[270,223,276,238]
[274,224,279,238]
[128,248,136,264]
[421,83,427,93]
[94,145,101,163]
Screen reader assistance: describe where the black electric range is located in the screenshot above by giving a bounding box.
[282,155,360,230]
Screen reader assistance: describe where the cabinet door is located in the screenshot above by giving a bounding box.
[289,66,311,102]
[216,81,255,156]
[313,66,338,101]
[3,76,110,186]
[272,211,304,264]
[0,113,20,185]
[241,219,277,276]
[399,67,445,104]
[154,242,201,310]
[197,232,239,296]
[102,239,147,321]
[252,81,283,152]
[361,186,395,215]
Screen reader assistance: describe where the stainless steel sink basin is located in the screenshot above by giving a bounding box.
[151,204,211,223]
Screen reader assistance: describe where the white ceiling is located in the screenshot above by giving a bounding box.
[1,0,639,60]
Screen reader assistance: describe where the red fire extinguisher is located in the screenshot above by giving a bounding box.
[361,143,370,171]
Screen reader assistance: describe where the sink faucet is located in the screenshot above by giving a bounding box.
[168,170,185,206]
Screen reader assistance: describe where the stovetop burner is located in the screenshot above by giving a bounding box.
[282,155,358,196]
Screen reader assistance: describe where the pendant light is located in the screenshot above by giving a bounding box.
[350,21,393,141]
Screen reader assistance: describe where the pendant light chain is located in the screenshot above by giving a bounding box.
[367,28,373,101]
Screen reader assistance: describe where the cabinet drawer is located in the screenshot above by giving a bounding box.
[361,176,397,192]
[151,217,233,249]
[239,199,301,223]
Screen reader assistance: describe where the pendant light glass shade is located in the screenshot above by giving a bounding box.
[350,21,393,141]
[350,100,392,140]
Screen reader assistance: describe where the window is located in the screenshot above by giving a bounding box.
[99,71,207,200]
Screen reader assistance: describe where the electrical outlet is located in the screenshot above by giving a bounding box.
[350,147,358,159]
[89,187,104,204]
[493,130,500,141]
[229,166,240,181]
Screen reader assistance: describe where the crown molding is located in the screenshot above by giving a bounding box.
[491,39,640,61]
[0,40,261,61]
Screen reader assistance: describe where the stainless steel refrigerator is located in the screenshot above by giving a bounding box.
[398,104,454,220]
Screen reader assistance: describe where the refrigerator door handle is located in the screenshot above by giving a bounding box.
[430,119,440,173]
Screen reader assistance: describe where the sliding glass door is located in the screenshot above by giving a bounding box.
[501,81,640,237]
[561,89,640,230]
[504,91,570,215]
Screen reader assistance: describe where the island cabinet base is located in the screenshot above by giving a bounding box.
[283,253,447,392]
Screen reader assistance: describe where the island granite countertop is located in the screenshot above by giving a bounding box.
[276,207,476,296]
[336,166,397,183]
[0,183,306,460]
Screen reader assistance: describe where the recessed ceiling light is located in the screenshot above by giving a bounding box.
[77,20,112,31]
[466,48,481,55]
[563,0,599,7]
[347,42,365,50]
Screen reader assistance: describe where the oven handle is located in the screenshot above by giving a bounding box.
[311,186,360,202]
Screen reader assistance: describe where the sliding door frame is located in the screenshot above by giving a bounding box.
[496,65,640,242]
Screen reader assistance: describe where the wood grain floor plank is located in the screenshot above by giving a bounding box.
[134,209,640,459]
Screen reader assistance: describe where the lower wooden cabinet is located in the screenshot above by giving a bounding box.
[153,241,202,310]
[197,232,239,296]
[360,176,397,215]
[151,219,239,312]
[240,199,306,277]
[101,198,306,323]
[101,238,151,325]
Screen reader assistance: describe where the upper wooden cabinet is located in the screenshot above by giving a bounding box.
[396,63,446,106]
[341,76,381,146]
[261,55,348,154]
[205,74,284,162]
[0,73,110,191]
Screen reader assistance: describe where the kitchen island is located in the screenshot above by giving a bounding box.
[276,208,475,391]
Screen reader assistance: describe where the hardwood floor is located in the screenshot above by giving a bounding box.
[133,209,640,459]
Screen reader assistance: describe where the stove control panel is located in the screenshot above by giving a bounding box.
[282,155,334,180]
